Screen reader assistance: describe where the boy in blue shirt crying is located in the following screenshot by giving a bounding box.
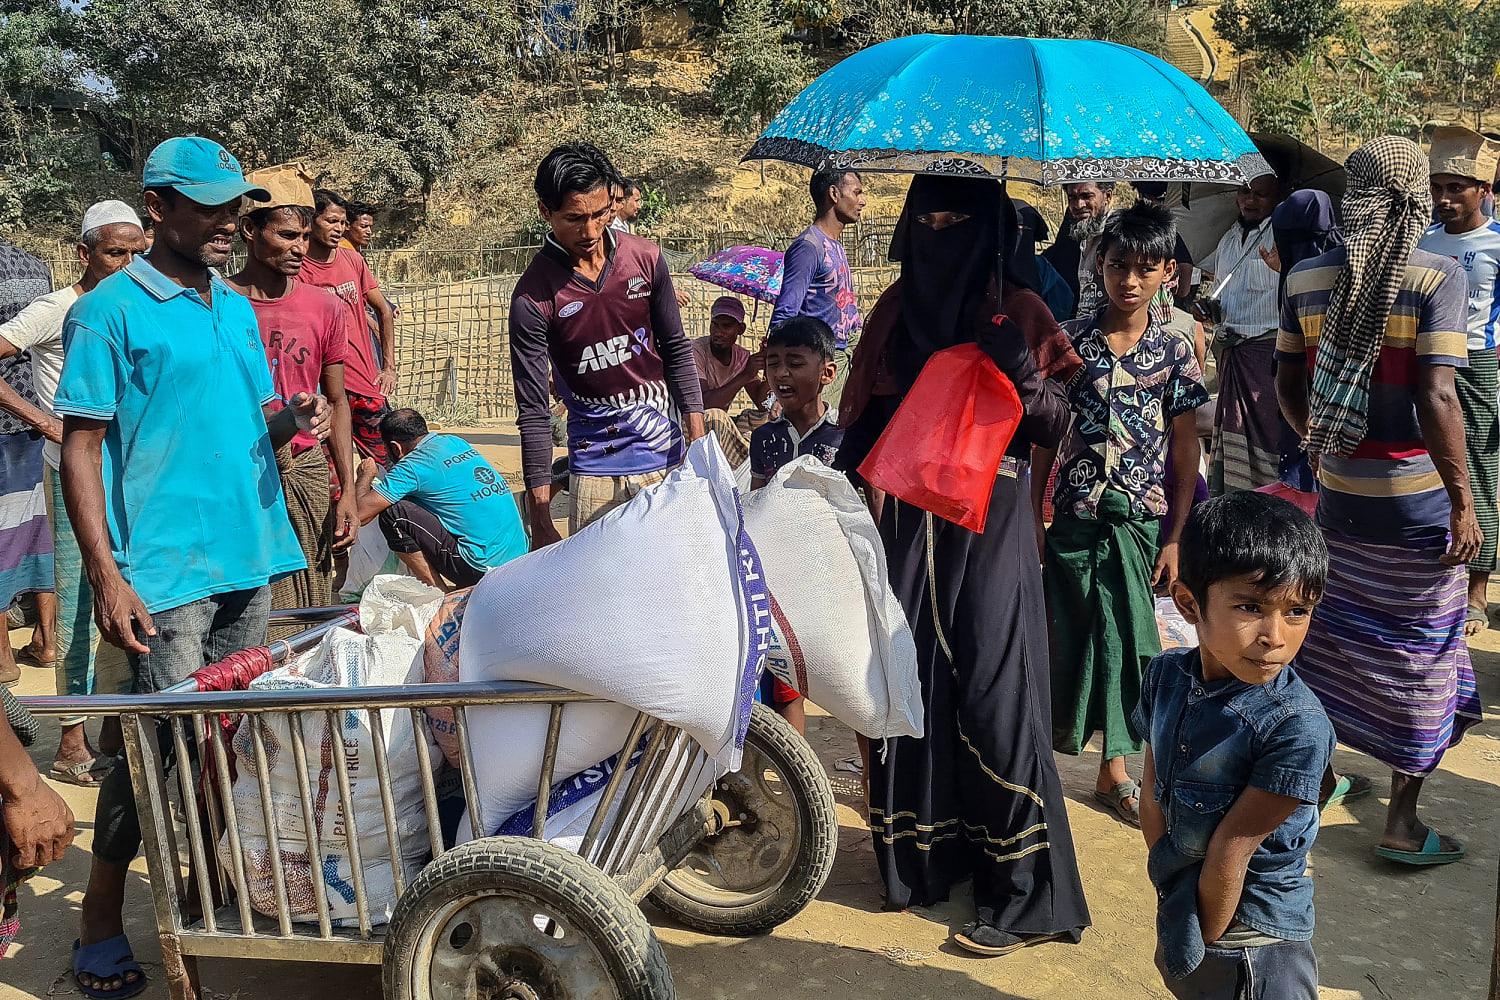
[1134,491,1335,998]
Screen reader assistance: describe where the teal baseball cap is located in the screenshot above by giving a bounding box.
[142,137,271,207]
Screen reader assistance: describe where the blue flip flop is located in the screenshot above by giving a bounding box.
[73,935,148,1000]
[1374,828,1466,867]
[1318,773,1373,812]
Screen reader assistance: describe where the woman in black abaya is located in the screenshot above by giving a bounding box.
[837,175,1091,956]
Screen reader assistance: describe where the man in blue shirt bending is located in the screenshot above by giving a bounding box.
[355,408,528,589]
[57,136,330,998]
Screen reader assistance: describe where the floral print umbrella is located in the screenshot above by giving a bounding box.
[687,246,785,304]
[744,34,1270,186]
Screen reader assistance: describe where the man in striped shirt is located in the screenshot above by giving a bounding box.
[1276,136,1481,868]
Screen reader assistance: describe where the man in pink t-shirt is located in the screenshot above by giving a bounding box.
[227,174,359,609]
[301,188,396,465]
[688,296,765,466]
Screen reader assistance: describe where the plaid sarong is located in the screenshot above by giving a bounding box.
[346,390,391,467]
[270,442,335,611]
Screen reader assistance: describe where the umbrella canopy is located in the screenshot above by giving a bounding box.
[745,34,1270,186]
[687,246,785,304]
[1173,133,1346,262]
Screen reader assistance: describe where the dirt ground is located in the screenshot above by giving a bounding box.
[1,423,1496,999]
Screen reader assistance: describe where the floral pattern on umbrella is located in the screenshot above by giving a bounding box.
[687,246,785,304]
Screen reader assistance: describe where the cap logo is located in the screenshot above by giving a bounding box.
[218,149,238,172]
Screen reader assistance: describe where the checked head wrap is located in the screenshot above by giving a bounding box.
[1305,136,1433,459]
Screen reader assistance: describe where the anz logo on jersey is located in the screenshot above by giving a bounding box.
[576,330,646,373]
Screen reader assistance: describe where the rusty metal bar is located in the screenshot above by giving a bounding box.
[287,711,333,938]
[325,709,373,939]
[366,708,406,897]
[453,705,484,842]
[577,711,651,864]
[169,717,216,935]
[531,704,565,840]
[207,722,257,936]
[250,717,295,937]
[410,708,444,863]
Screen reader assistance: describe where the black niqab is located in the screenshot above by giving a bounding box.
[888,175,1038,372]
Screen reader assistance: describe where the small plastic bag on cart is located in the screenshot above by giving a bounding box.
[741,456,922,739]
[216,577,444,926]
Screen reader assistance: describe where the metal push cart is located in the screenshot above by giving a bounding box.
[21,605,839,1000]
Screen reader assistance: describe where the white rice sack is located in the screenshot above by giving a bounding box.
[457,436,769,773]
[360,574,444,639]
[742,457,922,739]
[217,581,443,926]
[339,527,413,601]
[1156,596,1199,649]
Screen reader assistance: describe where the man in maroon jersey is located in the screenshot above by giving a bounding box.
[511,143,705,547]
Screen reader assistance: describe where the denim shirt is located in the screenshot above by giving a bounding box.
[1132,646,1335,980]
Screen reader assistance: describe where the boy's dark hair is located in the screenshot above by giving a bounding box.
[347,201,377,220]
[810,168,859,213]
[380,407,429,448]
[313,188,346,217]
[621,177,642,197]
[1178,492,1328,605]
[1097,202,1178,264]
[767,316,836,361]
[535,143,615,212]
[243,204,315,232]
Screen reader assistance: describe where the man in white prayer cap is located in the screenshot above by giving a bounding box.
[0,199,145,786]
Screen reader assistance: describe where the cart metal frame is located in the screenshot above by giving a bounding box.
[21,607,729,1000]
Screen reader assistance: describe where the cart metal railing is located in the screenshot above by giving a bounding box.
[19,608,723,998]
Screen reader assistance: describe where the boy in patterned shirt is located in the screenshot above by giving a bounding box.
[1032,202,1210,828]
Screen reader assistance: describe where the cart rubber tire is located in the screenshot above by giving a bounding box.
[648,702,837,936]
[383,836,673,1000]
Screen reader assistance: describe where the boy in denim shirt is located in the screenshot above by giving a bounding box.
[1134,491,1336,998]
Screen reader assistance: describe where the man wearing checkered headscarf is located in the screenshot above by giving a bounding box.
[1305,136,1436,458]
[1276,135,1483,867]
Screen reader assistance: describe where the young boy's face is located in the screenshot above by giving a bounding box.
[1170,573,1316,686]
[764,344,834,410]
[1099,246,1175,313]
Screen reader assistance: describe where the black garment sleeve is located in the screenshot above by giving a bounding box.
[979,315,1070,451]
[510,293,556,491]
[651,252,704,415]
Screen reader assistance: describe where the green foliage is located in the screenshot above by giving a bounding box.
[567,90,683,167]
[634,181,668,230]
[710,0,814,134]
[1212,0,1345,59]
[842,0,1165,55]
[1379,0,1500,127]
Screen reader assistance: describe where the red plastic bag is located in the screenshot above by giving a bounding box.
[858,343,1023,533]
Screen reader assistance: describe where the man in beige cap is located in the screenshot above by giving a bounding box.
[226,165,358,609]
[0,200,144,785]
[1420,125,1500,635]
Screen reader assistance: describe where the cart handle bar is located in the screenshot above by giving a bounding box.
[18,679,606,717]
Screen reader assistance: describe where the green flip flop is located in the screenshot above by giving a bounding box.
[1375,828,1465,866]
[1318,773,1373,812]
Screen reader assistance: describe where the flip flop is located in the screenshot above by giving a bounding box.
[1465,603,1489,636]
[1374,828,1465,867]
[1092,780,1141,828]
[1318,773,1374,812]
[49,756,115,786]
[73,935,148,1000]
[14,645,54,669]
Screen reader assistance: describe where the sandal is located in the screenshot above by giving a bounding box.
[1318,773,1373,812]
[50,756,116,786]
[1375,827,1465,867]
[1092,780,1141,828]
[1464,603,1488,637]
[73,935,148,1000]
[15,644,54,668]
[954,921,1065,957]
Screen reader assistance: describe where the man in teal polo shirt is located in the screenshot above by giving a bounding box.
[56,136,330,998]
[354,408,528,589]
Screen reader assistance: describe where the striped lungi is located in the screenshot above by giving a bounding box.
[1296,529,1483,776]
[270,443,335,612]
[1209,336,1281,494]
[0,430,51,608]
[1456,349,1499,573]
[702,409,750,467]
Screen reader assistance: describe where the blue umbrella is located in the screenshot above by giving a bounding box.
[745,34,1270,185]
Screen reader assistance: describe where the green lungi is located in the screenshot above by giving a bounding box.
[1046,489,1162,760]
[1456,348,1499,573]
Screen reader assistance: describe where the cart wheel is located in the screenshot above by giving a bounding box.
[383,836,673,1000]
[648,702,837,935]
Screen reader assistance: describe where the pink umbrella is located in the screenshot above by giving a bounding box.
[687,246,784,304]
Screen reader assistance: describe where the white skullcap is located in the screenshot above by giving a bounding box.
[81,200,144,238]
